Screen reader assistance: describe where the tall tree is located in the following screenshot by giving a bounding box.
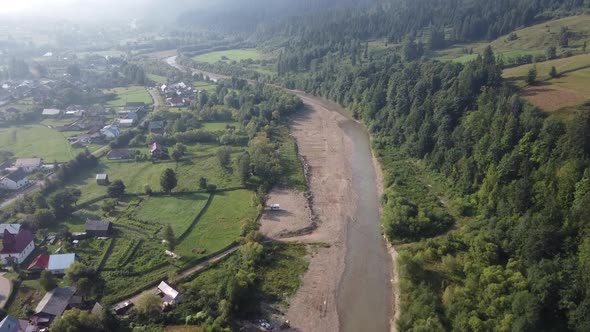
[160,168,178,194]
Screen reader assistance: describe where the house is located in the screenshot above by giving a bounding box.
[27,253,49,271]
[107,148,135,160]
[91,302,104,316]
[156,281,182,305]
[0,229,35,264]
[118,118,135,127]
[100,125,120,139]
[0,315,19,332]
[0,224,21,238]
[41,109,61,117]
[96,174,109,185]
[166,97,186,107]
[149,142,168,159]
[85,219,112,237]
[47,253,76,274]
[0,169,29,190]
[15,158,43,173]
[118,110,138,121]
[67,132,102,146]
[148,121,165,134]
[0,315,31,332]
[65,110,84,117]
[31,286,77,326]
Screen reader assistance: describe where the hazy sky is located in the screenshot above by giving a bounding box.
[0,0,206,21]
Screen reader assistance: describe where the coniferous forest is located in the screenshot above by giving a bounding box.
[217,0,590,330]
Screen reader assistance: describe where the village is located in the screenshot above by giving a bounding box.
[0,49,306,330]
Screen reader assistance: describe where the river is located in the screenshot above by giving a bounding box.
[164,55,394,331]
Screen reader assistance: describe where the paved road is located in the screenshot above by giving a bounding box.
[114,245,240,308]
[0,272,12,309]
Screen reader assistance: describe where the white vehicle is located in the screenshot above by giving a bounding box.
[270,204,280,211]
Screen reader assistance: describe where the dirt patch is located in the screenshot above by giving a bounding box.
[260,189,312,239]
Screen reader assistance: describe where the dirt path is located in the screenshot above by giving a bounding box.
[0,272,12,309]
[115,245,239,308]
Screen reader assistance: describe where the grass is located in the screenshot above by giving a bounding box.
[176,189,257,259]
[503,54,590,111]
[134,193,210,236]
[278,131,306,191]
[193,81,218,93]
[192,49,266,64]
[201,121,240,131]
[435,15,590,62]
[104,86,152,107]
[148,74,167,84]
[257,243,308,304]
[0,125,75,161]
[68,153,242,204]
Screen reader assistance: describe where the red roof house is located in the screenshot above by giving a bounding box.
[28,253,50,271]
[0,229,35,264]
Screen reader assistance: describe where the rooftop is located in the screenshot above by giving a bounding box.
[42,109,61,115]
[35,286,76,317]
[1,230,34,254]
[3,169,28,182]
[0,224,21,235]
[15,158,42,168]
[28,253,49,270]
[95,174,108,180]
[157,281,180,301]
[85,219,111,232]
[47,253,76,272]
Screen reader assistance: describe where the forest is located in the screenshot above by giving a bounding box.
[201,0,590,330]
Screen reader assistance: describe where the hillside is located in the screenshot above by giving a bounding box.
[437,15,590,62]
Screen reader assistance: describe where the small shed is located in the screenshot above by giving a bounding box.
[85,219,112,237]
[47,253,76,274]
[96,174,109,186]
[156,281,182,305]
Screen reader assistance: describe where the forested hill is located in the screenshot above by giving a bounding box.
[176,0,371,32]
[256,0,588,47]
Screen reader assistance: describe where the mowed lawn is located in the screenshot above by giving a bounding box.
[105,86,152,107]
[0,125,74,161]
[70,154,242,204]
[176,189,257,258]
[135,193,209,236]
[193,81,218,93]
[192,49,266,63]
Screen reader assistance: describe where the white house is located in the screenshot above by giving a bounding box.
[156,281,183,305]
[0,169,29,190]
[0,229,35,265]
[15,158,43,173]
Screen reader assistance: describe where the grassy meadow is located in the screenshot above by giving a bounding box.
[0,125,75,161]
[192,49,266,63]
[105,86,152,107]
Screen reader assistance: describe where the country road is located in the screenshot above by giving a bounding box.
[163,54,396,331]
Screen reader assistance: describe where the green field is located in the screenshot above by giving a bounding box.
[68,149,242,204]
[503,54,590,111]
[148,74,167,84]
[201,121,240,131]
[193,81,218,93]
[135,193,209,236]
[176,189,257,258]
[436,15,590,62]
[105,86,152,107]
[192,49,266,64]
[0,125,75,161]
